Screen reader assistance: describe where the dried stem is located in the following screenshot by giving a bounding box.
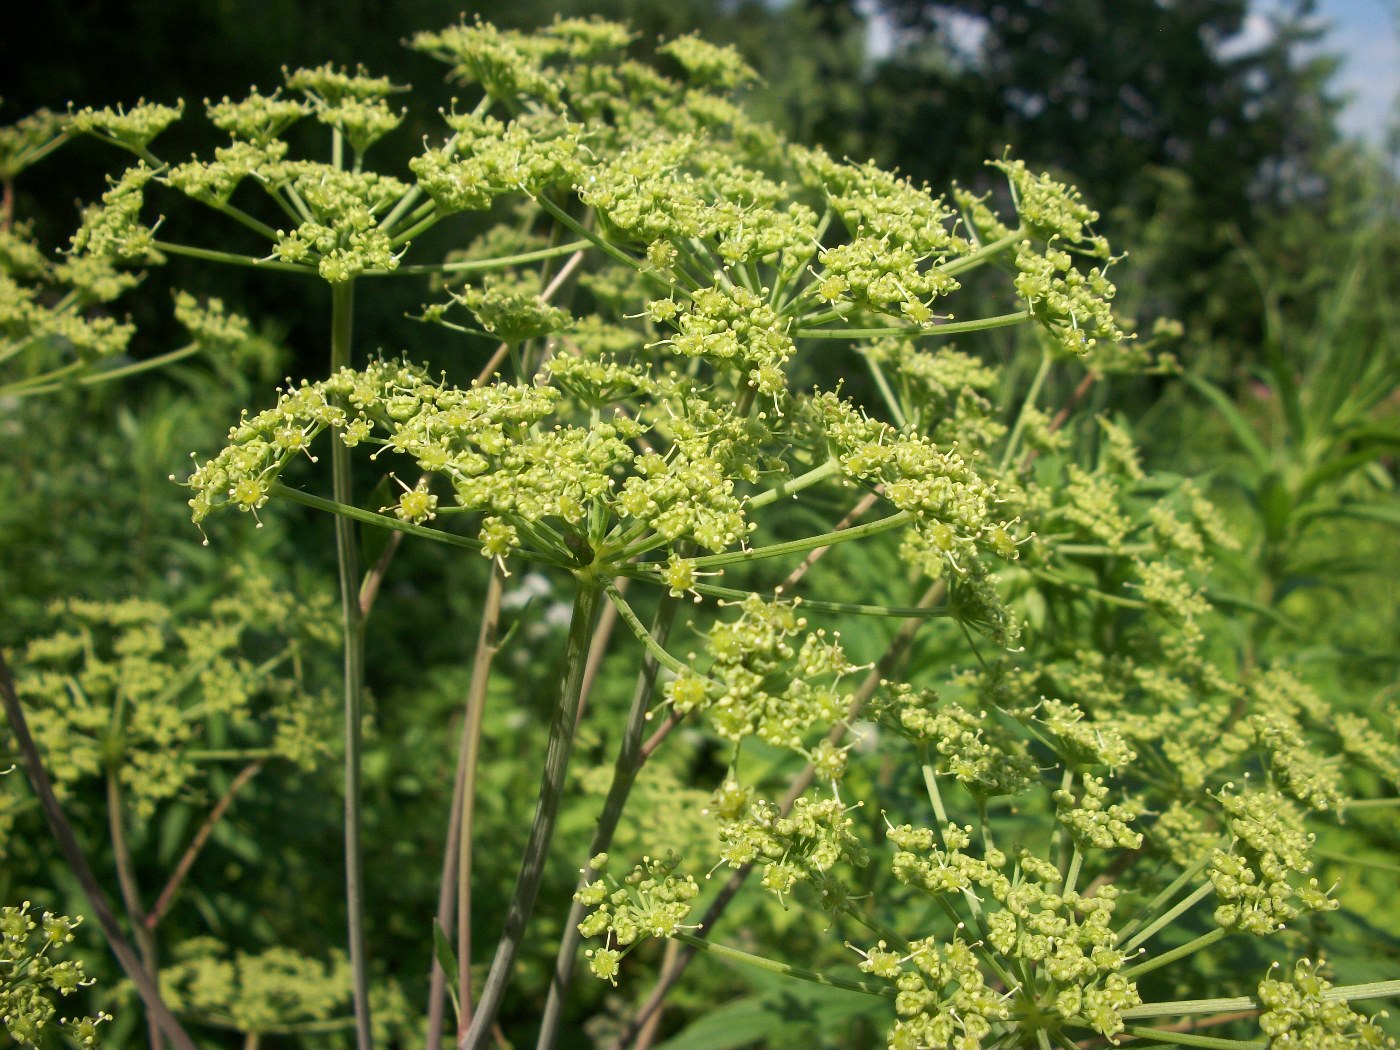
[147,760,265,929]
[457,565,507,1036]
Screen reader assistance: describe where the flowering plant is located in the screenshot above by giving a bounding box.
[0,16,1395,1050]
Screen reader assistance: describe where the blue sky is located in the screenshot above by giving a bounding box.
[860,0,1397,145]
[1242,0,1397,143]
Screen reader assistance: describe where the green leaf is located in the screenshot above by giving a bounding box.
[1298,501,1400,530]
[1202,590,1292,628]
[432,921,461,1024]
[1182,372,1270,470]
[654,986,878,1050]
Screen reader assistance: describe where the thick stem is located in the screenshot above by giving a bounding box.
[0,651,200,1050]
[330,279,374,1050]
[460,574,606,1049]
[535,591,681,1050]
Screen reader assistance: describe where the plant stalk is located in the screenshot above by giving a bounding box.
[535,591,681,1050]
[460,573,606,1049]
[457,565,507,1035]
[329,278,374,1050]
[106,771,164,1050]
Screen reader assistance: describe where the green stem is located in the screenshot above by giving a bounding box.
[864,352,907,428]
[1053,543,1155,557]
[1116,845,1220,944]
[2,358,87,391]
[535,195,675,295]
[268,483,573,568]
[603,581,687,675]
[389,240,592,276]
[1122,1029,1263,1049]
[328,280,373,1050]
[619,571,951,620]
[670,932,894,999]
[999,346,1052,473]
[1340,797,1400,809]
[183,749,275,761]
[389,207,443,249]
[1123,880,1216,953]
[152,239,313,275]
[687,511,911,569]
[1063,846,1084,898]
[937,227,1026,277]
[5,343,203,398]
[1121,980,1400,1021]
[536,591,683,1050]
[380,182,430,234]
[794,309,1033,340]
[745,458,843,510]
[1121,927,1228,981]
[210,200,282,241]
[462,574,606,1049]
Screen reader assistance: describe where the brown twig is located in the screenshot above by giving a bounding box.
[0,649,201,1050]
[457,565,507,1039]
[146,760,265,929]
[638,710,684,763]
[359,531,405,618]
[426,565,507,1050]
[1048,370,1098,436]
[777,487,883,594]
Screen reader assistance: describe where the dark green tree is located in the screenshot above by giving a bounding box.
[792,0,1346,350]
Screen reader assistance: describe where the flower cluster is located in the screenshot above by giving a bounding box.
[1208,788,1337,935]
[573,852,700,985]
[857,934,1011,1050]
[872,683,1037,798]
[665,595,858,763]
[1256,960,1392,1047]
[0,904,111,1048]
[882,823,1142,1043]
[713,793,868,908]
[5,570,335,817]
[158,937,412,1043]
